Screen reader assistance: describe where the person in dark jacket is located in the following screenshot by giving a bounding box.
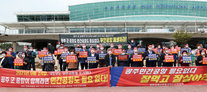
[44,52,55,71]
[28,47,36,71]
[160,49,175,67]
[130,47,143,67]
[117,49,129,67]
[143,45,157,67]
[104,48,116,67]
[87,48,99,69]
[78,44,89,70]
[22,52,30,70]
[98,45,107,67]
[0,51,10,68]
[196,49,207,66]
[179,50,191,66]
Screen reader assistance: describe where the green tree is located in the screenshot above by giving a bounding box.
[0,43,12,50]
[173,30,193,46]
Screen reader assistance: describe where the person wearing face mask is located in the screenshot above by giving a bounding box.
[117,49,129,67]
[196,50,207,66]
[96,44,100,51]
[104,48,116,67]
[130,40,136,48]
[98,45,106,67]
[144,45,157,67]
[179,50,191,66]
[68,50,78,71]
[28,47,36,71]
[161,50,175,67]
[87,48,99,69]
[14,52,23,69]
[127,44,134,56]
[130,47,143,67]
[61,47,70,71]
[78,44,89,70]
[0,51,10,68]
[23,46,32,70]
[157,45,163,67]
[109,43,115,50]
[44,52,55,71]
[21,52,30,70]
[7,47,16,69]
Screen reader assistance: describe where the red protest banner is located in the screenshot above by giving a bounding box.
[164,55,175,62]
[0,67,110,88]
[66,55,77,63]
[202,57,207,64]
[78,51,88,58]
[132,55,143,62]
[57,49,64,55]
[38,51,48,58]
[14,58,23,66]
[6,51,11,57]
[117,55,128,61]
[111,66,207,87]
[113,49,122,55]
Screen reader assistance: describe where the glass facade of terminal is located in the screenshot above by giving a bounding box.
[14,0,207,34]
[17,14,69,22]
[69,0,207,21]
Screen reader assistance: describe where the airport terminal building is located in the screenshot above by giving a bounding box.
[1,0,207,51]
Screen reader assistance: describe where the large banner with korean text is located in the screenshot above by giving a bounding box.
[0,67,110,88]
[60,33,128,46]
[111,66,207,86]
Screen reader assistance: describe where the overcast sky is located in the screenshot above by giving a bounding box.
[0,0,206,31]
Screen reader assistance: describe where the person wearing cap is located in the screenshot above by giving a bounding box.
[78,44,89,70]
[7,47,16,69]
[105,48,116,67]
[98,45,107,67]
[0,51,10,68]
[117,49,129,67]
[144,45,157,67]
[130,47,143,67]
[87,48,99,69]
[196,49,207,66]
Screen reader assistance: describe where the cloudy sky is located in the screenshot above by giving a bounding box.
[0,0,206,31]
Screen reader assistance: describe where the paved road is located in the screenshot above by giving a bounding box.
[1,85,207,92]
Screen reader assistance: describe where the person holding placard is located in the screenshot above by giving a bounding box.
[179,50,191,66]
[98,45,106,67]
[79,44,89,70]
[105,48,116,67]
[196,50,207,66]
[60,47,70,71]
[67,49,78,71]
[161,49,175,67]
[14,52,24,69]
[44,52,55,71]
[130,47,143,67]
[87,48,99,69]
[144,45,157,67]
[117,49,129,67]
